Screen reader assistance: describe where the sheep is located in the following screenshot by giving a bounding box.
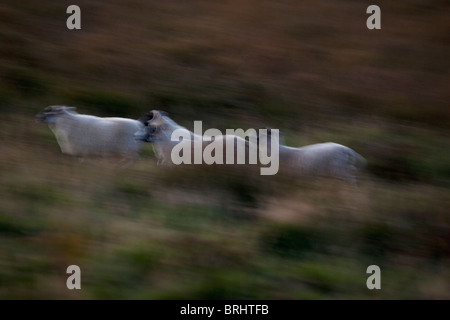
[136,110,200,165]
[135,110,255,166]
[36,105,144,166]
[258,129,366,183]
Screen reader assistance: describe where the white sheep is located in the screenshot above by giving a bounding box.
[259,129,366,182]
[135,111,365,180]
[36,106,144,166]
[135,110,254,166]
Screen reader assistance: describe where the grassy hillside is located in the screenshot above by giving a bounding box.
[0,0,449,299]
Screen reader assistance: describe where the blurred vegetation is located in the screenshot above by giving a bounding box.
[0,0,449,299]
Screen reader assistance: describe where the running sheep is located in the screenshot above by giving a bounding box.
[135,110,254,166]
[36,106,144,166]
[259,128,367,182]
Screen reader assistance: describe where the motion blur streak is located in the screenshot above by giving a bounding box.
[0,1,448,299]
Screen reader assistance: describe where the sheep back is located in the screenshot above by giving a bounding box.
[49,114,143,159]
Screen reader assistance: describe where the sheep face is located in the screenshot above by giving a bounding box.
[138,110,168,126]
[36,106,76,123]
[134,124,161,142]
[138,111,154,126]
[135,110,170,142]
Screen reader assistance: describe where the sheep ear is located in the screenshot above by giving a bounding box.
[138,114,149,125]
[142,111,156,121]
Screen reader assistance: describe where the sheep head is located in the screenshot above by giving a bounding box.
[138,110,168,126]
[134,123,162,142]
[36,105,76,123]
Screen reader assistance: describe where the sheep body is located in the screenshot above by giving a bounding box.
[279,142,366,180]
[37,106,144,163]
[257,128,366,181]
[135,110,253,165]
